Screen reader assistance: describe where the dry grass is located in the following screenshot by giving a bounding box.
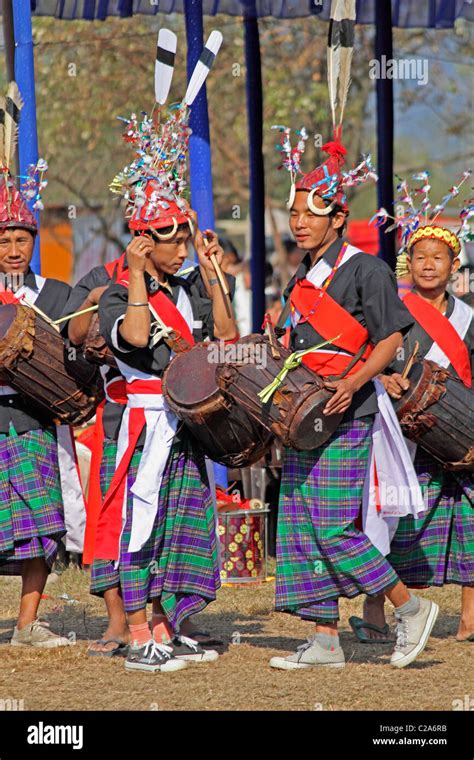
[0,565,470,712]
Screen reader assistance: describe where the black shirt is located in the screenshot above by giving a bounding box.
[99,271,216,377]
[0,269,72,433]
[284,238,415,420]
[61,262,125,440]
[389,292,474,381]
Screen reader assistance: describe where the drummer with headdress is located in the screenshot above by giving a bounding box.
[93,31,238,673]
[353,172,474,644]
[0,83,80,648]
[269,0,440,671]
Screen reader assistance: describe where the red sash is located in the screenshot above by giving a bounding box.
[93,379,163,561]
[120,272,195,347]
[403,292,471,388]
[290,279,373,377]
[104,252,126,281]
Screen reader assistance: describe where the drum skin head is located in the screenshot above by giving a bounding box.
[163,343,220,407]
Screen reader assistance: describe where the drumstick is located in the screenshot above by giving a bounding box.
[401,341,419,380]
[263,314,281,360]
[203,235,233,319]
[20,297,60,333]
[53,304,99,326]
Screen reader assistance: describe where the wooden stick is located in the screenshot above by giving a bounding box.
[203,236,233,319]
[19,297,60,333]
[52,304,99,326]
[401,341,419,380]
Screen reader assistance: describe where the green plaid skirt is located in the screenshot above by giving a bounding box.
[389,449,474,586]
[0,426,65,575]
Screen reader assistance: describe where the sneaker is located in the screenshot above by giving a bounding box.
[125,639,188,673]
[11,619,73,649]
[390,598,439,669]
[166,635,219,663]
[269,636,345,670]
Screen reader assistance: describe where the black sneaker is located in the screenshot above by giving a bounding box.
[125,639,188,673]
[167,635,219,662]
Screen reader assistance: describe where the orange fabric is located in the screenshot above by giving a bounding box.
[403,292,471,388]
[82,402,106,565]
[129,622,151,646]
[94,406,147,561]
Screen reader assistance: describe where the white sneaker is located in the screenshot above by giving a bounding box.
[125,639,188,673]
[168,635,219,663]
[11,619,73,649]
[390,598,439,669]
[270,636,345,670]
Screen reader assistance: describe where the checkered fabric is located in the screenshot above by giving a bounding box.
[275,418,399,622]
[389,449,474,586]
[0,427,65,576]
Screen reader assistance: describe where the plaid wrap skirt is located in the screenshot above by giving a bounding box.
[389,449,474,586]
[116,433,220,630]
[275,418,399,622]
[0,426,65,576]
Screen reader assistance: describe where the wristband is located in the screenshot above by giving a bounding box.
[128,302,149,307]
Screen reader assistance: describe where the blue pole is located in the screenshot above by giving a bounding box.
[12,0,41,274]
[374,0,396,269]
[243,3,266,333]
[184,0,227,489]
[184,0,215,231]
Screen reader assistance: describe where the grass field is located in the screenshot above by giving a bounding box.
[0,565,471,712]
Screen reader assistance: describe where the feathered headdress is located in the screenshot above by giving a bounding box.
[273,1,375,216]
[369,169,473,277]
[110,28,222,239]
[0,82,46,234]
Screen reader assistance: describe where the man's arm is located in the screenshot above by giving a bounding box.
[323,331,403,415]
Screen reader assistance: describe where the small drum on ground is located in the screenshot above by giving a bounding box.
[0,303,103,426]
[217,502,269,584]
[83,312,117,368]
[394,359,474,470]
[162,341,273,468]
[216,334,342,450]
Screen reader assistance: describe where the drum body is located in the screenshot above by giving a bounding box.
[83,313,117,368]
[162,342,273,468]
[216,334,342,450]
[394,359,474,470]
[0,303,103,426]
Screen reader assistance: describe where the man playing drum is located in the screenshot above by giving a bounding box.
[351,201,474,644]
[0,138,74,648]
[269,136,441,671]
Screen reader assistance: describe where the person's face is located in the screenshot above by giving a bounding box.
[140,227,191,275]
[289,192,345,251]
[408,238,459,292]
[0,228,35,274]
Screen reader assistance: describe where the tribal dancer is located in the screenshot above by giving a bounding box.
[93,30,238,673]
[352,174,474,644]
[269,1,438,670]
[61,253,129,656]
[0,83,80,648]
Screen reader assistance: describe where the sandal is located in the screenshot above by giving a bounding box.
[349,616,394,644]
[88,638,129,657]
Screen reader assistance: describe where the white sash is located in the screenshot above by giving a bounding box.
[425,296,472,368]
[114,285,194,554]
[290,244,363,327]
